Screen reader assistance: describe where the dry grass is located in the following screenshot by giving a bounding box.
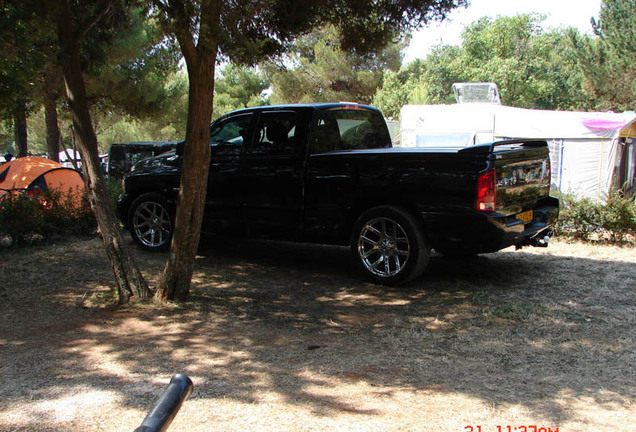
[0,236,634,431]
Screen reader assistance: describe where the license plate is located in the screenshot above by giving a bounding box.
[517,210,533,224]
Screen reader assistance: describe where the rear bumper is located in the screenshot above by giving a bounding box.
[422,196,559,253]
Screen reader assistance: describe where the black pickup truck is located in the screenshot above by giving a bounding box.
[118,103,558,285]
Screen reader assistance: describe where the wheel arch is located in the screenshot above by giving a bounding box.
[345,196,424,242]
[349,203,431,285]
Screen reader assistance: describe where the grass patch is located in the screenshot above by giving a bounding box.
[470,292,549,322]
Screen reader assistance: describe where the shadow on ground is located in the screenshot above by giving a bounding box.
[0,236,633,430]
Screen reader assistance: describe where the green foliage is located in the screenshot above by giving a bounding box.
[0,1,48,120]
[0,193,44,244]
[556,192,636,243]
[531,31,596,111]
[1,2,185,155]
[163,0,466,66]
[373,71,411,118]
[85,7,183,120]
[569,0,636,111]
[599,193,636,242]
[0,189,95,247]
[458,14,591,109]
[213,64,269,117]
[556,194,600,240]
[413,45,463,104]
[107,177,123,208]
[377,13,597,114]
[266,25,405,105]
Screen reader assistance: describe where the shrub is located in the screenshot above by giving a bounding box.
[601,193,636,242]
[107,177,123,208]
[0,192,47,244]
[556,192,636,243]
[0,188,96,247]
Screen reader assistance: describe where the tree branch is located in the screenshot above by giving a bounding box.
[75,0,117,41]
[151,0,197,66]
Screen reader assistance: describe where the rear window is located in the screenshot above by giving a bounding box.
[415,134,474,148]
[310,109,391,154]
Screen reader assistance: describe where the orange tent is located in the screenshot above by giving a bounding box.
[0,156,85,207]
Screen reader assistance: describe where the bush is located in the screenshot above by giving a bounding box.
[0,192,46,244]
[0,188,96,247]
[107,177,123,208]
[600,193,636,242]
[556,192,636,243]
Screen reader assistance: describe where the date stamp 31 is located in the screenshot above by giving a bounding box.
[465,427,560,432]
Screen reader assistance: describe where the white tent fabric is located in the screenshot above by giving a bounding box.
[58,149,82,169]
[495,107,635,139]
[399,104,636,202]
[400,104,499,146]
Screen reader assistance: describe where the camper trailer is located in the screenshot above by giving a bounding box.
[399,84,636,202]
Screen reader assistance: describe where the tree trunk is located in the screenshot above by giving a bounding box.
[156,51,216,302]
[56,0,152,303]
[14,100,28,157]
[155,0,220,302]
[45,97,61,163]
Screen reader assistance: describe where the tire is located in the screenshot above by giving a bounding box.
[128,193,174,251]
[351,206,430,285]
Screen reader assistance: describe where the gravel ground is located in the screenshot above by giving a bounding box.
[0,236,634,431]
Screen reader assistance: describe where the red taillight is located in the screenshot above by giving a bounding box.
[476,169,496,212]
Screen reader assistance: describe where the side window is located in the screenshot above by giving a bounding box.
[210,114,253,156]
[250,112,297,155]
[311,112,341,154]
[311,109,391,154]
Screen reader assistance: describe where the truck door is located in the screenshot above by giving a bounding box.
[303,107,392,243]
[241,110,304,239]
[205,113,254,234]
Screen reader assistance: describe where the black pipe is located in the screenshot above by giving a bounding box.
[134,374,193,432]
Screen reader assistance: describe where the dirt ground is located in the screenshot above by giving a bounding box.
[0,235,634,431]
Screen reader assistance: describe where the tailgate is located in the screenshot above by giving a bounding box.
[492,140,552,215]
[442,139,558,252]
[462,140,552,216]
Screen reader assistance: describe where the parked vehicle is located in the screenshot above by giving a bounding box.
[118,103,559,285]
[108,142,177,180]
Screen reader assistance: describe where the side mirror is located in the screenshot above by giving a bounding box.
[175,141,184,156]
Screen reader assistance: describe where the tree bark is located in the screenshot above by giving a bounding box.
[56,0,152,303]
[14,100,28,157]
[44,96,61,162]
[155,0,219,302]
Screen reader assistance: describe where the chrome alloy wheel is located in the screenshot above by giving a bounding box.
[357,216,410,278]
[132,201,172,248]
